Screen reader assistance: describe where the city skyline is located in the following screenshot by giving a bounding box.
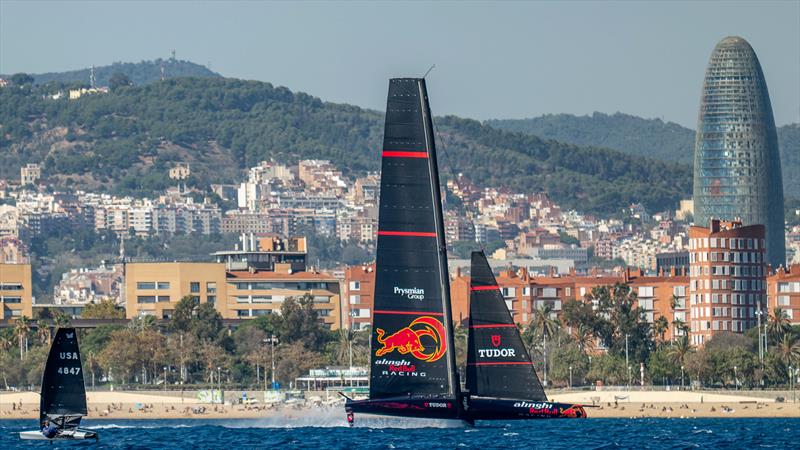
[1,1,799,128]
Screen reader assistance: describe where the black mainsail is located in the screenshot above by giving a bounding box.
[466,251,545,400]
[40,327,88,429]
[463,251,587,420]
[345,78,461,422]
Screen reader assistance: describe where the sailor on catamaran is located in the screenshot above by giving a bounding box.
[41,419,59,439]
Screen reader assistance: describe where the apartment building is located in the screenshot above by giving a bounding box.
[768,264,800,325]
[688,220,766,346]
[342,263,375,330]
[226,264,341,328]
[0,263,33,320]
[125,262,228,319]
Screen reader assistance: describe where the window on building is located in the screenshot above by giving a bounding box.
[208,295,216,304]
[137,282,156,290]
[1,297,22,303]
[317,309,331,317]
[190,282,200,293]
[638,286,654,297]
[349,281,361,291]
[501,287,516,297]
[207,282,217,293]
[349,295,360,305]
[137,295,157,303]
[190,296,200,303]
[157,282,170,290]
[565,287,571,297]
[0,283,23,290]
[157,296,170,302]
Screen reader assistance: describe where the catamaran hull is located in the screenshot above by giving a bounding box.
[464,397,587,420]
[345,396,467,422]
[19,429,98,441]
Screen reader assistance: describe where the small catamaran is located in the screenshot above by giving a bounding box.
[19,327,98,441]
[463,251,587,420]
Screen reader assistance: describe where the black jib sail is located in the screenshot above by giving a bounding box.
[466,251,546,401]
[40,327,88,429]
[368,78,458,401]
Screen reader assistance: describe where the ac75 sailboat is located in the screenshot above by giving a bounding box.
[463,251,587,420]
[343,78,466,425]
[19,327,98,441]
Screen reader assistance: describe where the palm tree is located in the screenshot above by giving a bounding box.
[529,304,559,341]
[572,323,596,355]
[53,313,71,329]
[528,305,559,387]
[666,335,692,371]
[13,316,31,360]
[775,333,800,368]
[35,320,51,345]
[671,318,689,339]
[0,332,12,353]
[767,307,791,343]
[332,329,365,368]
[653,316,669,345]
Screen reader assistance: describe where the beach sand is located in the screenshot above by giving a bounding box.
[2,390,798,420]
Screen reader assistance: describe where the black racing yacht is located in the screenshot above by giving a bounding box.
[19,327,99,441]
[462,251,587,420]
[343,78,466,425]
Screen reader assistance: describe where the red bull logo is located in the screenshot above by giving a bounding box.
[375,316,447,362]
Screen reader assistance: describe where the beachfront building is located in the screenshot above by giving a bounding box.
[688,219,766,346]
[342,263,375,331]
[226,264,341,328]
[0,263,33,320]
[124,262,228,320]
[767,264,800,325]
[125,235,343,328]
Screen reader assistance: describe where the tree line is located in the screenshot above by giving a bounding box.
[2,283,799,391]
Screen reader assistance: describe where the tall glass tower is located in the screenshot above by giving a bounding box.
[693,36,785,268]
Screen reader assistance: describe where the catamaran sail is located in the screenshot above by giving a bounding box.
[19,327,98,440]
[463,251,587,420]
[344,78,463,423]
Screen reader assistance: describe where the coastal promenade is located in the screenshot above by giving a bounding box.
[2,389,798,420]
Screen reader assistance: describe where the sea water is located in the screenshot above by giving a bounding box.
[1,417,798,449]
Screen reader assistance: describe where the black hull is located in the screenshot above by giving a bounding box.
[345,396,462,421]
[464,397,587,420]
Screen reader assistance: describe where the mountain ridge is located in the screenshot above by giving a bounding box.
[1,76,691,217]
[487,112,799,198]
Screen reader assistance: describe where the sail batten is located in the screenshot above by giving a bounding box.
[466,251,547,401]
[368,78,457,400]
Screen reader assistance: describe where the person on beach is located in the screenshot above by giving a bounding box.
[41,419,59,439]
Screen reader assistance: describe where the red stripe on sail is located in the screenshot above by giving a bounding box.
[382,151,429,158]
[378,231,437,237]
[469,324,517,329]
[374,310,444,316]
[468,362,532,366]
[470,285,499,291]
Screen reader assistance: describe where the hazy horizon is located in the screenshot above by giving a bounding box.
[1,1,798,128]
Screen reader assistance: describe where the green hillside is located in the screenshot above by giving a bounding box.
[487,112,799,198]
[0,77,691,216]
[2,59,220,87]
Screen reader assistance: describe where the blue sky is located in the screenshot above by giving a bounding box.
[1,1,798,127]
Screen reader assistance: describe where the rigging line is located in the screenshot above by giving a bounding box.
[430,112,486,255]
